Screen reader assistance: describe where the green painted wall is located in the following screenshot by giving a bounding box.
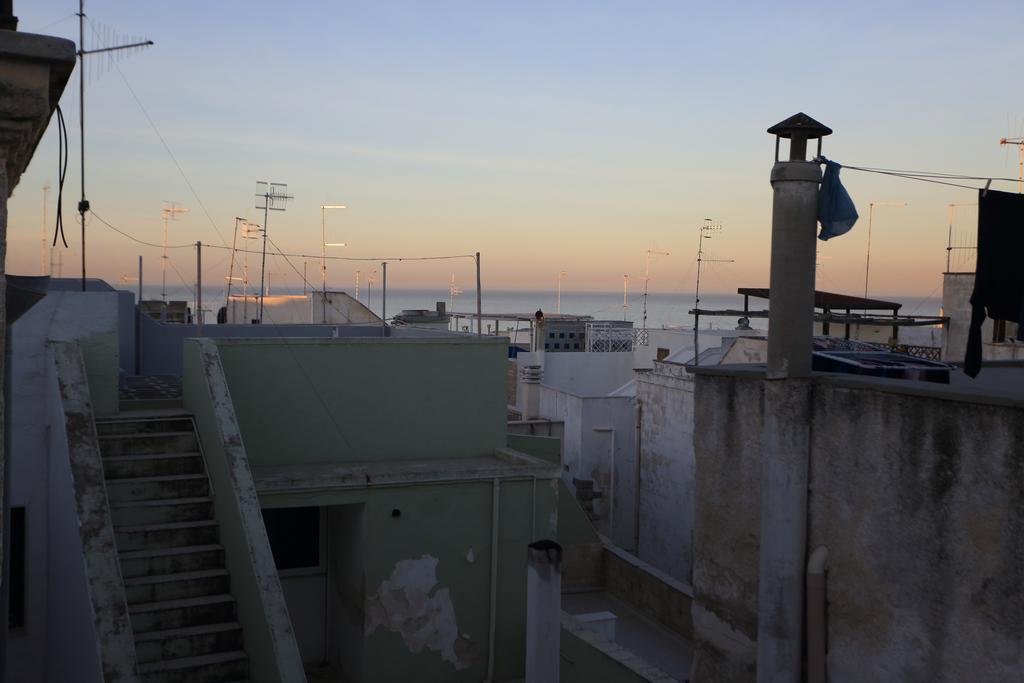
[215,338,508,465]
[261,477,558,683]
[507,433,561,465]
[183,342,306,682]
[79,330,119,416]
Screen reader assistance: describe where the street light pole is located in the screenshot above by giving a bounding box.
[556,271,567,314]
[863,201,906,301]
[320,204,346,323]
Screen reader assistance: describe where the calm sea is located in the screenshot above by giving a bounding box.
[148,285,941,332]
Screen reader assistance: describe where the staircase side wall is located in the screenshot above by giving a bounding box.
[182,338,305,683]
[50,340,138,682]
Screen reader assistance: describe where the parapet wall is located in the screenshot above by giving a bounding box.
[692,369,1024,682]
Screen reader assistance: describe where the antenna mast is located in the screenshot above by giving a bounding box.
[160,202,188,301]
[76,0,153,291]
[642,248,669,333]
[999,136,1024,193]
[255,181,293,323]
[693,219,733,366]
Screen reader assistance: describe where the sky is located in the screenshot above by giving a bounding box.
[6,1,1024,304]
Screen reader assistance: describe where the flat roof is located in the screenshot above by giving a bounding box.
[738,287,902,311]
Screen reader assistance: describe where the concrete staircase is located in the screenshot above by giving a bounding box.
[96,412,250,683]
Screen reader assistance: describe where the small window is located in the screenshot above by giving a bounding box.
[559,332,565,339]
[553,343,560,349]
[569,332,576,339]
[9,506,25,628]
[262,507,321,571]
[574,343,580,350]
[548,332,555,339]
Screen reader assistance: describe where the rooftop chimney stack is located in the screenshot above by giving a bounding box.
[764,113,832,378]
[0,0,17,31]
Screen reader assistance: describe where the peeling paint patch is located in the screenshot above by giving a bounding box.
[365,555,474,670]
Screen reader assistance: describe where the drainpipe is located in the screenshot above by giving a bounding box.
[806,545,830,683]
[486,478,501,682]
[633,400,642,554]
[757,113,831,683]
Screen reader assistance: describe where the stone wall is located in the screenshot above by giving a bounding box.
[691,369,1024,682]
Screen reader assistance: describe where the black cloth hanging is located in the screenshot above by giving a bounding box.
[964,189,1024,378]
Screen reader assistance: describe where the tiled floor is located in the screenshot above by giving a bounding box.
[119,375,182,401]
[562,590,693,680]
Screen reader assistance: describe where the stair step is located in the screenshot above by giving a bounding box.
[135,649,248,683]
[125,568,230,604]
[116,520,219,552]
[134,621,243,664]
[97,431,198,456]
[102,452,204,478]
[120,544,225,579]
[130,594,237,633]
[95,417,194,437]
[105,474,209,503]
[111,497,213,526]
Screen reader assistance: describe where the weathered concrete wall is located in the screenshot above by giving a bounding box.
[258,477,559,683]
[214,336,508,465]
[635,360,695,583]
[941,271,1020,362]
[560,612,678,683]
[6,292,123,681]
[51,342,137,682]
[691,368,1024,682]
[691,371,764,683]
[605,545,693,640]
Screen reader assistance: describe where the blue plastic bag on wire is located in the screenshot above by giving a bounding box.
[817,158,858,240]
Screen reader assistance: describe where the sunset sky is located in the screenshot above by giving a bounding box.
[6,1,1024,302]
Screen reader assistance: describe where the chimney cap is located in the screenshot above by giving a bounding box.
[767,112,832,140]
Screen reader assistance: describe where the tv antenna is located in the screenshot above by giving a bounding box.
[692,219,733,366]
[76,0,153,291]
[160,202,188,301]
[255,181,293,323]
[449,273,463,312]
[999,135,1024,193]
[642,248,670,332]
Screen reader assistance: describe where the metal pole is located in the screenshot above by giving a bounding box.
[258,201,269,324]
[694,228,704,365]
[381,262,387,323]
[321,206,327,323]
[196,241,203,336]
[136,255,142,374]
[226,217,241,310]
[476,252,482,336]
[864,202,874,301]
[78,0,87,292]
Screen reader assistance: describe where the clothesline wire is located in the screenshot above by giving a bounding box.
[92,211,193,249]
[828,159,1021,191]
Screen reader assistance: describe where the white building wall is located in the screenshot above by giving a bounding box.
[635,361,696,584]
[7,292,119,682]
[538,386,636,549]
